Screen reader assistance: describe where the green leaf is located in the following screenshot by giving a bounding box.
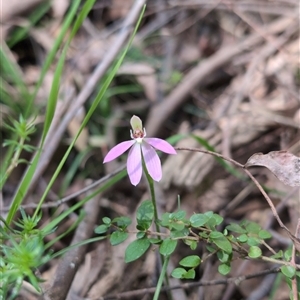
[171,267,187,279]
[160,239,177,256]
[160,212,172,227]
[184,239,197,250]
[190,213,209,227]
[149,238,161,244]
[179,255,201,268]
[247,237,261,246]
[113,216,132,228]
[169,222,186,231]
[183,269,196,279]
[171,210,186,220]
[212,214,223,226]
[280,265,296,278]
[206,245,216,253]
[248,246,262,258]
[103,217,111,225]
[110,231,128,246]
[218,263,231,275]
[170,228,189,238]
[258,229,272,239]
[244,221,261,234]
[284,248,292,261]
[136,231,146,239]
[94,224,109,234]
[209,232,232,253]
[270,250,283,259]
[125,238,151,263]
[226,223,247,234]
[217,251,230,263]
[237,234,248,243]
[136,200,154,230]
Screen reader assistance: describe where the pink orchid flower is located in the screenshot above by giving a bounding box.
[103,115,176,186]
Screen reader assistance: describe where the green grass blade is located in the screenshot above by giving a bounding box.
[69,0,96,40]
[7,1,51,48]
[1,0,82,192]
[33,5,146,218]
[44,210,86,249]
[51,236,107,259]
[41,169,126,234]
[5,0,95,225]
[26,0,82,117]
[0,47,30,103]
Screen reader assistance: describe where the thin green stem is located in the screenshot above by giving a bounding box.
[142,164,172,299]
[144,167,160,235]
[153,255,170,300]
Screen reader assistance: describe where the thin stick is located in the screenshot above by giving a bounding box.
[2,165,126,211]
[174,147,300,249]
[100,268,280,300]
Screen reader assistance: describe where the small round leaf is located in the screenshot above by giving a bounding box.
[248,246,262,258]
[218,263,231,275]
[171,268,186,279]
[110,231,128,246]
[125,238,151,263]
[281,265,296,278]
[159,238,177,256]
[179,255,201,268]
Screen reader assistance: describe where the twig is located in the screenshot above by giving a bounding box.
[99,267,280,300]
[174,147,300,251]
[291,219,300,299]
[2,165,126,211]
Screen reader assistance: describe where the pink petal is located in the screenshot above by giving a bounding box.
[141,142,162,182]
[127,143,142,186]
[144,138,176,154]
[103,140,135,163]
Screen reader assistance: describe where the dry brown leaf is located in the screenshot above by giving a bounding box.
[245,151,300,187]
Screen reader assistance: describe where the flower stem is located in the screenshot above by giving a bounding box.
[142,164,172,299]
[153,255,170,300]
[144,169,161,235]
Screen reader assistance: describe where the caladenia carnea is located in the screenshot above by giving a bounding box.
[103,115,176,299]
[103,115,176,186]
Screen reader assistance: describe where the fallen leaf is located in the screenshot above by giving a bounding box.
[245,151,300,187]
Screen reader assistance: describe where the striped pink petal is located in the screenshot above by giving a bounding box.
[127,143,142,186]
[103,140,135,163]
[142,142,162,182]
[144,138,176,154]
